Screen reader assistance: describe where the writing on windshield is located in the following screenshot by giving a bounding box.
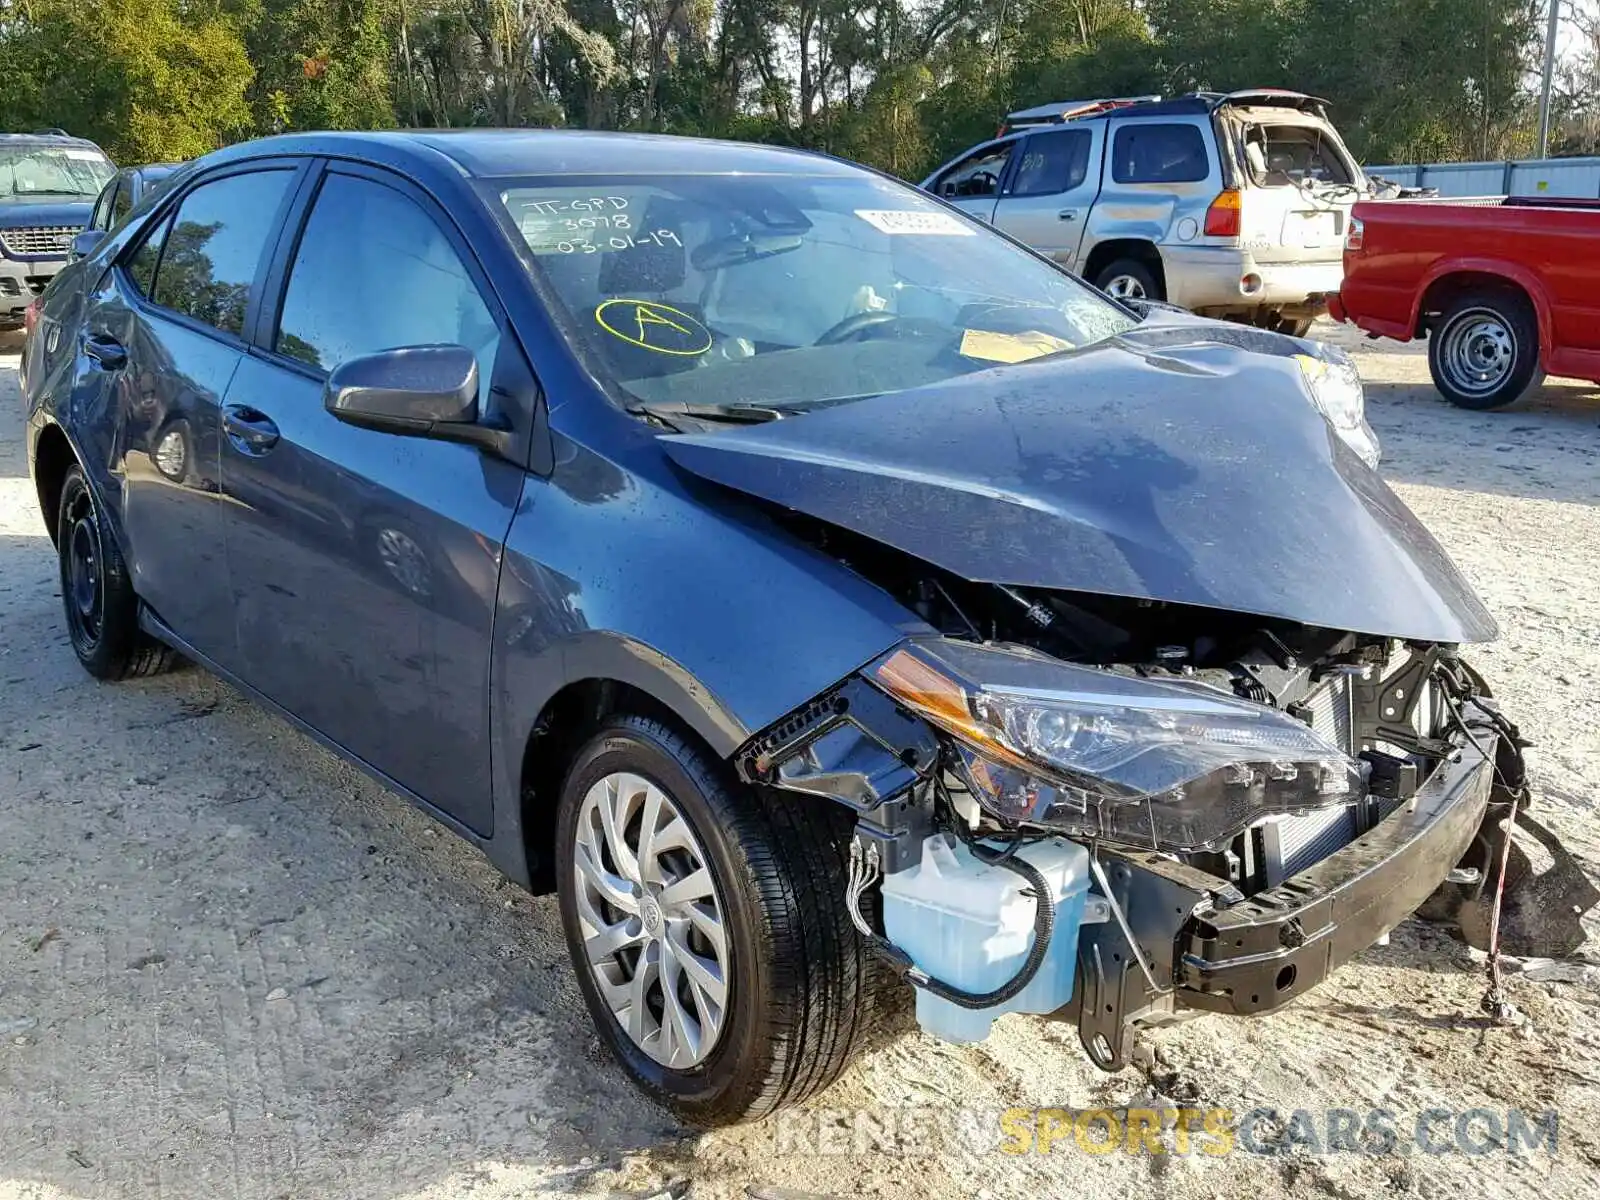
[498,173,1137,414]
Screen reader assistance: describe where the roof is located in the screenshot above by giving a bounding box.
[0,131,108,151]
[1004,89,1330,127]
[209,129,862,180]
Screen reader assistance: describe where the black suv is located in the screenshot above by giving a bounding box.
[0,130,115,327]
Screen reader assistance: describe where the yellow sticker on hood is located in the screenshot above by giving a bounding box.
[958,328,1074,364]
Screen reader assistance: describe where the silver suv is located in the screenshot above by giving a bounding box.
[922,90,1364,335]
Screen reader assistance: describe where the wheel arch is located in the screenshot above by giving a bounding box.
[497,636,754,895]
[1082,239,1166,296]
[1412,263,1552,363]
[31,419,78,548]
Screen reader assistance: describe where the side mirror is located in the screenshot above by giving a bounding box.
[323,344,479,434]
[69,228,105,262]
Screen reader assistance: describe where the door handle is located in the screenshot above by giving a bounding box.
[1057,210,1078,221]
[82,332,127,370]
[223,404,281,453]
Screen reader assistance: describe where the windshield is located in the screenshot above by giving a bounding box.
[0,145,115,198]
[495,172,1137,413]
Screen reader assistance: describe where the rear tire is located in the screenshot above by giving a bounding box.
[554,713,887,1125]
[55,465,176,680]
[1427,290,1540,410]
[1095,258,1163,303]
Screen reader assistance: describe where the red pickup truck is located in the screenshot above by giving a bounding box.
[1329,196,1600,409]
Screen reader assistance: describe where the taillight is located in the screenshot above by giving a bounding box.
[1203,189,1242,238]
[1345,216,1364,252]
[22,297,42,338]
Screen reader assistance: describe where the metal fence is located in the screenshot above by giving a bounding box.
[1362,156,1600,198]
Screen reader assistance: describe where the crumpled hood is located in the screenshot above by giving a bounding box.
[662,336,1498,644]
[0,196,93,227]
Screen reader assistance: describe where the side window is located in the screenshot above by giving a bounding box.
[935,144,1014,199]
[125,213,172,297]
[274,172,499,395]
[1112,124,1211,185]
[149,169,294,337]
[111,180,135,226]
[1010,130,1093,197]
[90,182,116,232]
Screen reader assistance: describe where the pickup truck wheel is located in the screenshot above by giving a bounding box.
[1429,292,1540,410]
[555,713,886,1124]
[1095,259,1163,302]
[55,465,176,680]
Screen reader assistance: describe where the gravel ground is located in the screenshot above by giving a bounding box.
[3,326,1599,1200]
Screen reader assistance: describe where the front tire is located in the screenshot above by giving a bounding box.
[55,465,175,680]
[1428,290,1540,410]
[555,713,884,1124]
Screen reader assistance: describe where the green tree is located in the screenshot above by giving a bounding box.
[0,0,254,162]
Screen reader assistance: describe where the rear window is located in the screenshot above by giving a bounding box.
[1111,124,1210,185]
[1241,123,1354,187]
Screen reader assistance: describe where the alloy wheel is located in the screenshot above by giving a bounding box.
[1103,274,1148,300]
[573,771,729,1069]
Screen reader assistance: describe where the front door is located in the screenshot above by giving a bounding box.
[990,127,1101,269]
[217,164,524,836]
[928,141,1017,224]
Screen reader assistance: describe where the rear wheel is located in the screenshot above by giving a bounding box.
[555,713,885,1125]
[55,465,175,680]
[1428,290,1540,410]
[1094,258,1163,303]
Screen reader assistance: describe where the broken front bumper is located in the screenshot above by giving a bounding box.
[1068,727,1494,1068]
[1179,735,1493,1014]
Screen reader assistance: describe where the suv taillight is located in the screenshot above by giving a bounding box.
[1204,190,1242,238]
[22,297,42,339]
[1345,216,1365,252]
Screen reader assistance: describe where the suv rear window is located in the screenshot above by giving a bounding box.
[1111,124,1210,184]
[1241,123,1354,187]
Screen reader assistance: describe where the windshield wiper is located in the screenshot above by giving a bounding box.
[630,400,790,430]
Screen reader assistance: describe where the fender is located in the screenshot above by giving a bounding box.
[1409,256,1557,364]
[483,431,923,885]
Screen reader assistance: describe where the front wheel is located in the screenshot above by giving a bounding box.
[1428,291,1541,410]
[555,714,886,1124]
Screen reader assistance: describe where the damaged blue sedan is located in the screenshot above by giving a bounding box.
[25,130,1587,1125]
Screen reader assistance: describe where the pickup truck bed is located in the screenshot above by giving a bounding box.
[1329,195,1600,408]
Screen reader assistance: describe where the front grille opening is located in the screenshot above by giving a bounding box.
[0,226,77,256]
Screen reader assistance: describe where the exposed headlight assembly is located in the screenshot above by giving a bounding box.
[870,640,1362,852]
[1296,347,1381,468]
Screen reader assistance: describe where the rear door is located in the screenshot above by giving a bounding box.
[72,163,301,659]
[926,140,1018,224]
[216,161,527,835]
[989,126,1101,269]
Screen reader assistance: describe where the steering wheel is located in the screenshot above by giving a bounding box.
[814,312,949,346]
